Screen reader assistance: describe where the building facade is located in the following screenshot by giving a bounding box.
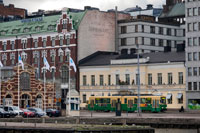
[118,18,185,54]
[185,0,200,110]
[79,51,186,109]
[1,64,55,109]
[0,10,80,109]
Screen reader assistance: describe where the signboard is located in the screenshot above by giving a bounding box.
[21,17,43,23]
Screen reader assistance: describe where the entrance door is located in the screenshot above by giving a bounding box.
[21,94,30,108]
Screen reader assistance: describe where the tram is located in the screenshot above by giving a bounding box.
[88,94,167,113]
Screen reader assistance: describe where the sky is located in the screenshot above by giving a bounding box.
[4,0,165,12]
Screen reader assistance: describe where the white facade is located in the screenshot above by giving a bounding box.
[118,20,185,54]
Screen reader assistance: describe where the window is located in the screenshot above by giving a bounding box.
[142,37,144,45]
[157,73,162,85]
[167,40,171,47]
[43,38,46,47]
[116,74,120,85]
[60,66,69,83]
[34,39,38,48]
[188,53,192,61]
[193,52,198,60]
[135,25,138,32]
[121,38,127,46]
[148,73,152,85]
[167,28,171,35]
[159,39,163,46]
[135,37,138,45]
[52,37,55,47]
[83,75,87,86]
[188,8,192,17]
[23,28,30,33]
[193,37,197,46]
[51,55,55,62]
[193,67,198,76]
[34,57,38,64]
[193,7,198,16]
[62,19,67,29]
[20,72,30,90]
[188,82,192,90]
[193,23,198,31]
[141,25,144,32]
[22,40,27,49]
[3,42,6,51]
[174,29,177,36]
[178,72,183,84]
[91,75,95,86]
[60,36,63,46]
[48,25,55,31]
[167,93,172,104]
[188,67,192,76]
[168,73,173,85]
[100,75,104,86]
[150,26,155,33]
[66,35,70,45]
[125,74,130,85]
[188,38,192,46]
[83,94,86,103]
[150,38,155,46]
[194,82,197,90]
[159,27,163,34]
[108,75,111,85]
[188,23,192,32]
[177,93,183,104]
[59,55,63,62]
[136,74,139,85]
[35,26,41,32]
[11,41,15,50]
[121,26,127,34]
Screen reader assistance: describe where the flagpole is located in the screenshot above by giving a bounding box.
[44,67,46,112]
[18,55,20,108]
[68,50,71,116]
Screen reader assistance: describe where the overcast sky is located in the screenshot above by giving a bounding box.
[4,0,165,12]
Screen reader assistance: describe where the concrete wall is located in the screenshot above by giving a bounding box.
[78,10,130,61]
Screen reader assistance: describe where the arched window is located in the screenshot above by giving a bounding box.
[35,95,43,109]
[60,65,69,83]
[20,72,30,90]
[5,94,12,106]
[21,94,30,108]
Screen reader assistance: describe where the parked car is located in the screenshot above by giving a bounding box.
[0,106,23,116]
[22,109,35,118]
[0,108,11,118]
[27,107,46,117]
[46,109,61,117]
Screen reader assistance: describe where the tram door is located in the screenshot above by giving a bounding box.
[153,99,159,109]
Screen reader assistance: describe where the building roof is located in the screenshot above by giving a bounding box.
[0,11,86,38]
[79,51,185,66]
[159,3,185,18]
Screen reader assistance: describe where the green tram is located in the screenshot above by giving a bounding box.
[88,95,167,113]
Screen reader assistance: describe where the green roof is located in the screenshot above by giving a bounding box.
[0,11,86,38]
[159,3,185,18]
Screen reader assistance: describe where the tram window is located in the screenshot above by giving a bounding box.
[160,97,166,104]
[112,100,116,107]
[128,100,133,108]
[141,98,146,104]
[95,98,101,103]
[134,98,137,104]
[124,98,127,104]
[102,98,110,103]
[146,98,151,104]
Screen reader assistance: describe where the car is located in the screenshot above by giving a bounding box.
[27,107,46,117]
[0,108,11,118]
[22,109,35,118]
[46,109,61,117]
[0,106,23,116]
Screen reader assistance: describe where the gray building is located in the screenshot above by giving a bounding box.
[185,0,200,110]
[118,18,185,54]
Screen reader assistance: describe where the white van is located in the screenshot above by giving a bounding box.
[3,106,23,116]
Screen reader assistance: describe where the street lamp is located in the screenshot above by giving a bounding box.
[137,44,141,116]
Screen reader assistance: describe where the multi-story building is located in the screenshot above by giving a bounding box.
[185,0,200,110]
[0,1,27,22]
[79,50,186,109]
[0,7,130,110]
[118,16,185,54]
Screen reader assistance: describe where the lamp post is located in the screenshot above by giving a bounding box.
[66,48,71,116]
[137,44,141,116]
[50,66,56,108]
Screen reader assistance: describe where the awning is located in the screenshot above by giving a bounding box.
[166,94,172,99]
[177,93,183,99]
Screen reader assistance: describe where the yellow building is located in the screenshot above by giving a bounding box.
[79,51,186,109]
